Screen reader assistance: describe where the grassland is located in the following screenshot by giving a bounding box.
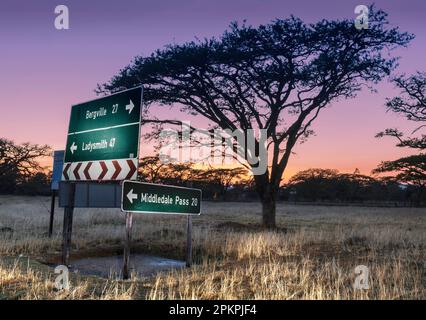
[0,195,424,299]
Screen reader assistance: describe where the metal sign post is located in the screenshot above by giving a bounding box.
[62,183,75,266]
[49,150,65,237]
[122,212,133,279]
[186,215,193,267]
[48,190,56,238]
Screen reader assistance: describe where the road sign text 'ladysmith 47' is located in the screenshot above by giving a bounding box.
[122,181,202,215]
[62,87,142,181]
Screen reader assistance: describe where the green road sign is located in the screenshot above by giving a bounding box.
[121,181,202,215]
[65,124,140,162]
[67,87,142,135]
[62,87,142,181]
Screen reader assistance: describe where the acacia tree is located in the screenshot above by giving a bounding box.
[138,155,198,184]
[198,167,249,200]
[376,72,426,149]
[0,138,51,194]
[374,72,426,202]
[373,155,426,203]
[99,7,412,228]
[138,156,168,183]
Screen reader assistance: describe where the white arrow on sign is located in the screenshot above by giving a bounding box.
[70,142,77,154]
[127,189,138,204]
[125,100,135,114]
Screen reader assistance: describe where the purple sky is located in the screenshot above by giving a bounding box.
[0,0,425,178]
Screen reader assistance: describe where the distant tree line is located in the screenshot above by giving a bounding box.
[281,168,425,205]
[138,156,425,205]
[0,140,424,205]
[138,156,252,201]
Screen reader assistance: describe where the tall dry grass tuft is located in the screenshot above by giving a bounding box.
[146,228,425,300]
[0,258,135,300]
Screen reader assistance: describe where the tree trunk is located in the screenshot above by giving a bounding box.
[416,185,425,206]
[254,173,278,229]
[261,191,276,229]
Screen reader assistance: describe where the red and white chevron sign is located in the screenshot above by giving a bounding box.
[62,158,137,181]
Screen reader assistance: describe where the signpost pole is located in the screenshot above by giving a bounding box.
[50,150,64,237]
[186,215,193,267]
[48,190,56,238]
[122,211,133,279]
[62,183,75,266]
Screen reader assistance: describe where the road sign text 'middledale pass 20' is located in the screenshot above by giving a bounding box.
[122,181,202,215]
[62,87,142,181]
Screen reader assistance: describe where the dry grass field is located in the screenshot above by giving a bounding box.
[0,195,424,300]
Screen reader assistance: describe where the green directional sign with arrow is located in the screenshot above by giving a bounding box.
[65,124,140,162]
[121,181,202,215]
[67,87,142,135]
[62,87,142,181]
